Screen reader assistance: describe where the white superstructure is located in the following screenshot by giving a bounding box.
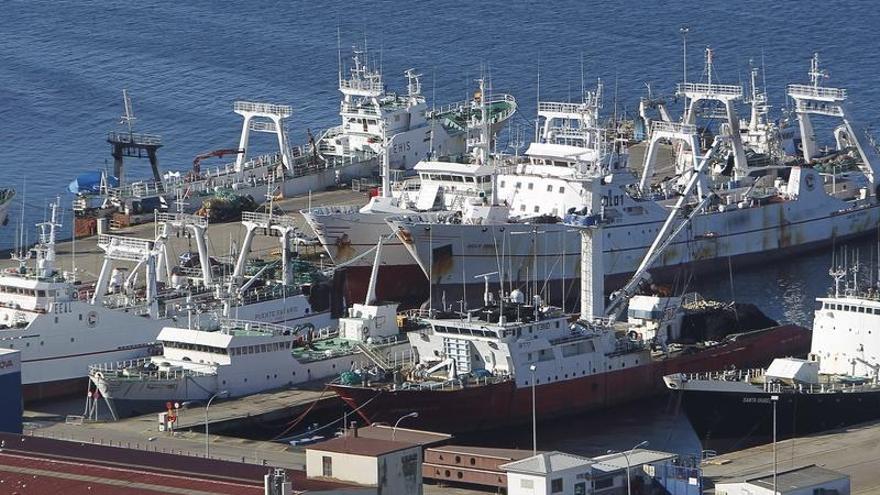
[89,315,410,420]
[301,78,516,270]
[810,267,880,377]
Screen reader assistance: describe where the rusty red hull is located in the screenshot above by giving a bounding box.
[331,324,810,434]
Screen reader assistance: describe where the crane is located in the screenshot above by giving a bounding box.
[192,148,244,175]
[604,135,725,322]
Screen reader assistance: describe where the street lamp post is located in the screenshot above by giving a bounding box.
[611,440,649,495]
[392,412,419,440]
[529,364,537,455]
[205,390,229,458]
[772,395,779,495]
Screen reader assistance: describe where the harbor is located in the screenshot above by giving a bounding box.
[5,1,880,493]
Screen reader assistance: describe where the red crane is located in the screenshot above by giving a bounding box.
[192,148,244,175]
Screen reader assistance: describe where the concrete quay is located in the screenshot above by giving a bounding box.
[702,419,880,494]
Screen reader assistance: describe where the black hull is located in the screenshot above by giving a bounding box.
[678,388,880,448]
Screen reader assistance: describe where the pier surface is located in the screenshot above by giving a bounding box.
[702,419,880,494]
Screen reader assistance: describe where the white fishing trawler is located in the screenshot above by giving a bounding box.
[0,202,167,401]
[301,78,516,303]
[0,188,14,227]
[0,203,331,401]
[386,52,880,308]
[88,237,412,419]
[71,50,516,233]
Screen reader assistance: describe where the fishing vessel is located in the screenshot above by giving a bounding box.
[301,78,515,304]
[0,202,167,401]
[331,208,811,433]
[88,316,409,419]
[387,53,880,309]
[331,288,809,433]
[89,235,412,419]
[0,188,14,227]
[0,203,330,401]
[71,51,516,236]
[664,264,880,446]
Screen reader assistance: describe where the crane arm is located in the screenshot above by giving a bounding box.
[192,148,245,174]
[605,136,724,321]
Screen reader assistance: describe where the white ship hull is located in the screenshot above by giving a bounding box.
[91,340,409,418]
[390,187,880,307]
[0,300,166,399]
[224,295,334,330]
[301,206,414,267]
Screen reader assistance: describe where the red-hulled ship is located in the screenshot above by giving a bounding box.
[332,296,811,434]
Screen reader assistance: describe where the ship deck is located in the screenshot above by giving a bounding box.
[0,188,367,276]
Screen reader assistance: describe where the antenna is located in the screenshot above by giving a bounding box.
[121,89,136,134]
[580,52,586,101]
[535,57,541,143]
[809,52,828,88]
[336,27,343,85]
[680,26,690,118]
[474,271,499,307]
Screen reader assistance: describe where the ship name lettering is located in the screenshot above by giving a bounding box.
[601,194,624,207]
[392,141,412,154]
[742,397,771,404]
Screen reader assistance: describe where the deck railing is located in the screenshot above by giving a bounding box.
[88,357,214,382]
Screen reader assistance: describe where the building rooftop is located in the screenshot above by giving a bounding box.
[746,465,848,492]
[592,449,678,471]
[308,435,418,457]
[0,452,262,495]
[354,425,452,447]
[500,451,593,475]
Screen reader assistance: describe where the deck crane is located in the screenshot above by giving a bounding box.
[192,148,245,175]
[604,135,725,323]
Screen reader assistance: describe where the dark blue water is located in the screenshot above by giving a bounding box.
[5,0,880,456]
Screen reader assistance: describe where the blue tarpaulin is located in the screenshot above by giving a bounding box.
[68,171,118,194]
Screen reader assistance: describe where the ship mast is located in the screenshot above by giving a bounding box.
[33,199,61,279]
